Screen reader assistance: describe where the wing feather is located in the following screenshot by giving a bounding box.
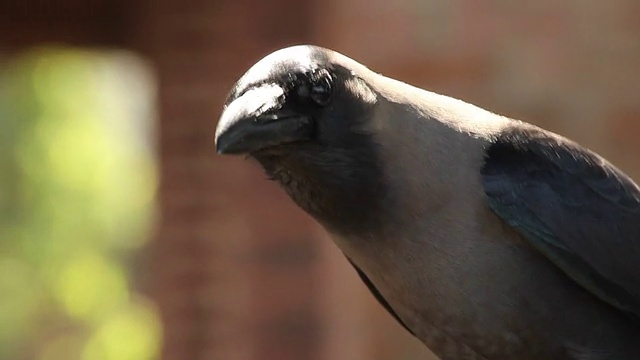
[481,125,640,320]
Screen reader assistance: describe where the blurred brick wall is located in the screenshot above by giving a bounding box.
[0,0,132,49]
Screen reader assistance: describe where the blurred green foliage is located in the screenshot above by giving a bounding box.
[0,48,161,360]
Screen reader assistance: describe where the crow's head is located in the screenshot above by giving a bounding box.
[215,45,379,157]
[215,45,385,233]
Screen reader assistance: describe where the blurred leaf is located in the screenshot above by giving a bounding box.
[0,258,42,357]
[38,334,85,360]
[54,252,129,322]
[0,47,161,360]
[83,299,162,360]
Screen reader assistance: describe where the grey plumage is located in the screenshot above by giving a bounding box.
[215,45,640,359]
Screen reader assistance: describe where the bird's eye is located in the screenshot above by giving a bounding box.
[309,69,333,106]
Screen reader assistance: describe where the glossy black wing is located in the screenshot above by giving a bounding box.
[481,125,640,320]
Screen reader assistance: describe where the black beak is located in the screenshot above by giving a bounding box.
[215,84,314,154]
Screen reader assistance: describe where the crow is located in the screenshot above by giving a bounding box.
[215,45,640,359]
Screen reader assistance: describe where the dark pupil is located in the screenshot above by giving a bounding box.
[309,71,332,106]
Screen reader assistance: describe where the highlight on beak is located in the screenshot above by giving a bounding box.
[215,84,314,154]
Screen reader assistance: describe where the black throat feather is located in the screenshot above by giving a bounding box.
[253,138,387,236]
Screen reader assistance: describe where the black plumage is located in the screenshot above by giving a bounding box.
[482,125,640,321]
